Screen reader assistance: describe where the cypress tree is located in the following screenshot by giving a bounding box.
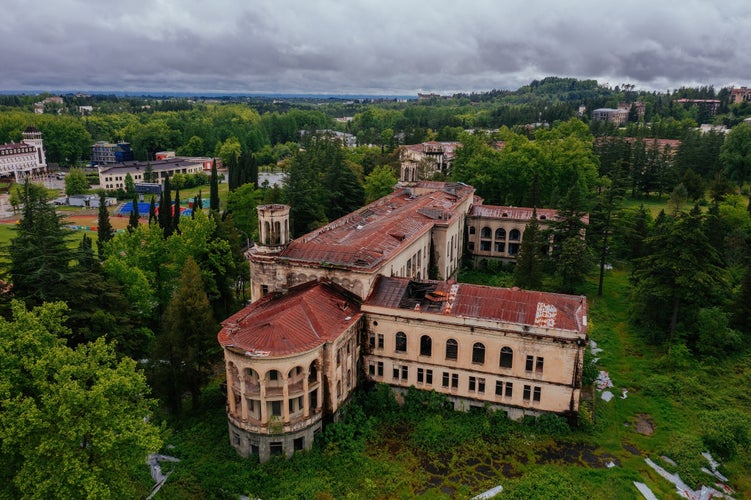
[149,196,156,225]
[128,195,140,233]
[192,190,202,219]
[159,177,173,237]
[513,209,544,290]
[172,189,181,233]
[210,159,219,211]
[96,191,114,260]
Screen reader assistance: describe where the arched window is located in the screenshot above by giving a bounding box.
[308,361,318,382]
[500,347,513,368]
[445,339,458,360]
[509,229,521,241]
[472,342,485,364]
[481,227,492,239]
[495,228,506,240]
[395,332,407,352]
[420,335,432,356]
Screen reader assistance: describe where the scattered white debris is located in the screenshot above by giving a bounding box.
[701,452,728,482]
[592,357,600,364]
[590,340,603,356]
[595,371,613,390]
[621,388,628,399]
[472,484,503,499]
[644,458,732,500]
[661,455,677,467]
[634,481,659,500]
[606,460,617,468]
[146,454,180,500]
[601,390,614,402]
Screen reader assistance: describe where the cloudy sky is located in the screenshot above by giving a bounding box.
[1,0,749,95]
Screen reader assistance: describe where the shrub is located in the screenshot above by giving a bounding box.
[700,409,751,460]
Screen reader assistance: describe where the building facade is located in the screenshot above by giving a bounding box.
[91,141,134,164]
[729,86,751,105]
[591,108,629,126]
[0,127,47,181]
[98,157,213,190]
[223,181,589,461]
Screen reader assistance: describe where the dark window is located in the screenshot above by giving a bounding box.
[369,333,375,349]
[505,382,513,398]
[472,342,485,364]
[261,284,269,296]
[508,243,520,256]
[536,357,544,373]
[368,363,375,376]
[270,442,283,456]
[426,369,433,384]
[310,389,317,409]
[494,242,505,252]
[233,432,240,445]
[271,400,282,416]
[481,227,491,238]
[478,378,485,393]
[377,362,383,376]
[451,373,459,388]
[251,444,259,455]
[269,370,279,381]
[480,241,491,251]
[395,332,407,352]
[378,334,384,349]
[523,385,531,401]
[446,339,458,360]
[469,376,476,391]
[336,349,341,366]
[526,355,534,371]
[510,229,521,241]
[468,242,475,251]
[417,368,424,383]
[533,387,541,402]
[442,372,449,387]
[469,226,476,234]
[495,380,503,396]
[393,367,399,379]
[420,335,432,356]
[294,437,304,451]
[289,398,295,413]
[495,228,506,240]
[500,347,513,368]
[401,366,408,380]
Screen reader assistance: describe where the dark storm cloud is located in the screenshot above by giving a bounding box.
[1,0,749,94]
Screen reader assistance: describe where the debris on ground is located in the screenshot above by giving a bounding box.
[146,454,180,500]
[595,370,613,390]
[633,481,659,500]
[621,388,628,399]
[606,461,617,468]
[701,452,729,482]
[644,457,732,499]
[472,484,503,499]
[661,455,677,467]
[590,340,603,356]
[601,390,614,402]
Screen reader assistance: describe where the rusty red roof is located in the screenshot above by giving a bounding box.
[366,276,587,334]
[278,183,474,269]
[218,281,362,357]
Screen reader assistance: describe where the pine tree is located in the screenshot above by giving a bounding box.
[192,190,202,219]
[155,256,218,413]
[96,191,114,260]
[127,195,140,233]
[159,177,173,237]
[210,159,219,211]
[514,209,544,290]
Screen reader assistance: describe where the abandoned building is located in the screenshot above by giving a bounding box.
[219,181,589,462]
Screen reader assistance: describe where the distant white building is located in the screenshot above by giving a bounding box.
[0,126,48,181]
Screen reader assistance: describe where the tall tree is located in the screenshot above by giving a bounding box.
[591,164,627,296]
[96,190,114,260]
[149,195,157,225]
[720,122,751,189]
[64,167,90,196]
[210,159,219,211]
[128,194,140,233]
[158,177,173,237]
[363,164,398,203]
[154,257,218,413]
[0,302,162,499]
[172,188,181,234]
[513,209,544,290]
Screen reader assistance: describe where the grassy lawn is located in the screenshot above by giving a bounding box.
[153,268,750,499]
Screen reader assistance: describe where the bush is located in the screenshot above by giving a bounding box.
[533,413,571,436]
[700,409,751,460]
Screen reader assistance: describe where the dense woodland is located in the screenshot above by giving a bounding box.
[1,78,750,498]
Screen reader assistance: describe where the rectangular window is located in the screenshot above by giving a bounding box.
[523,385,531,401]
[533,387,541,402]
[377,362,383,376]
[505,382,513,398]
[368,363,375,376]
[369,333,375,349]
[393,367,399,380]
[261,284,269,296]
[271,400,282,416]
[478,378,485,394]
[536,357,544,373]
[417,368,424,383]
[269,371,278,381]
[480,241,491,251]
[233,432,240,445]
[442,372,449,387]
[289,398,295,413]
[451,373,459,388]
[426,369,433,384]
[378,334,384,349]
[294,437,304,451]
[469,376,476,391]
[495,380,503,396]
[526,355,534,371]
[337,349,341,366]
[401,366,408,380]
[270,442,283,456]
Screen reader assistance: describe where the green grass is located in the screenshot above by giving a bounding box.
[152,267,750,499]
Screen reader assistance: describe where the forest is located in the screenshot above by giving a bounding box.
[0,77,750,498]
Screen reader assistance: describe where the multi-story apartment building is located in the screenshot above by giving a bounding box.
[97,157,213,190]
[0,127,47,181]
[91,141,134,164]
[222,181,589,462]
[729,86,751,105]
[591,108,629,126]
